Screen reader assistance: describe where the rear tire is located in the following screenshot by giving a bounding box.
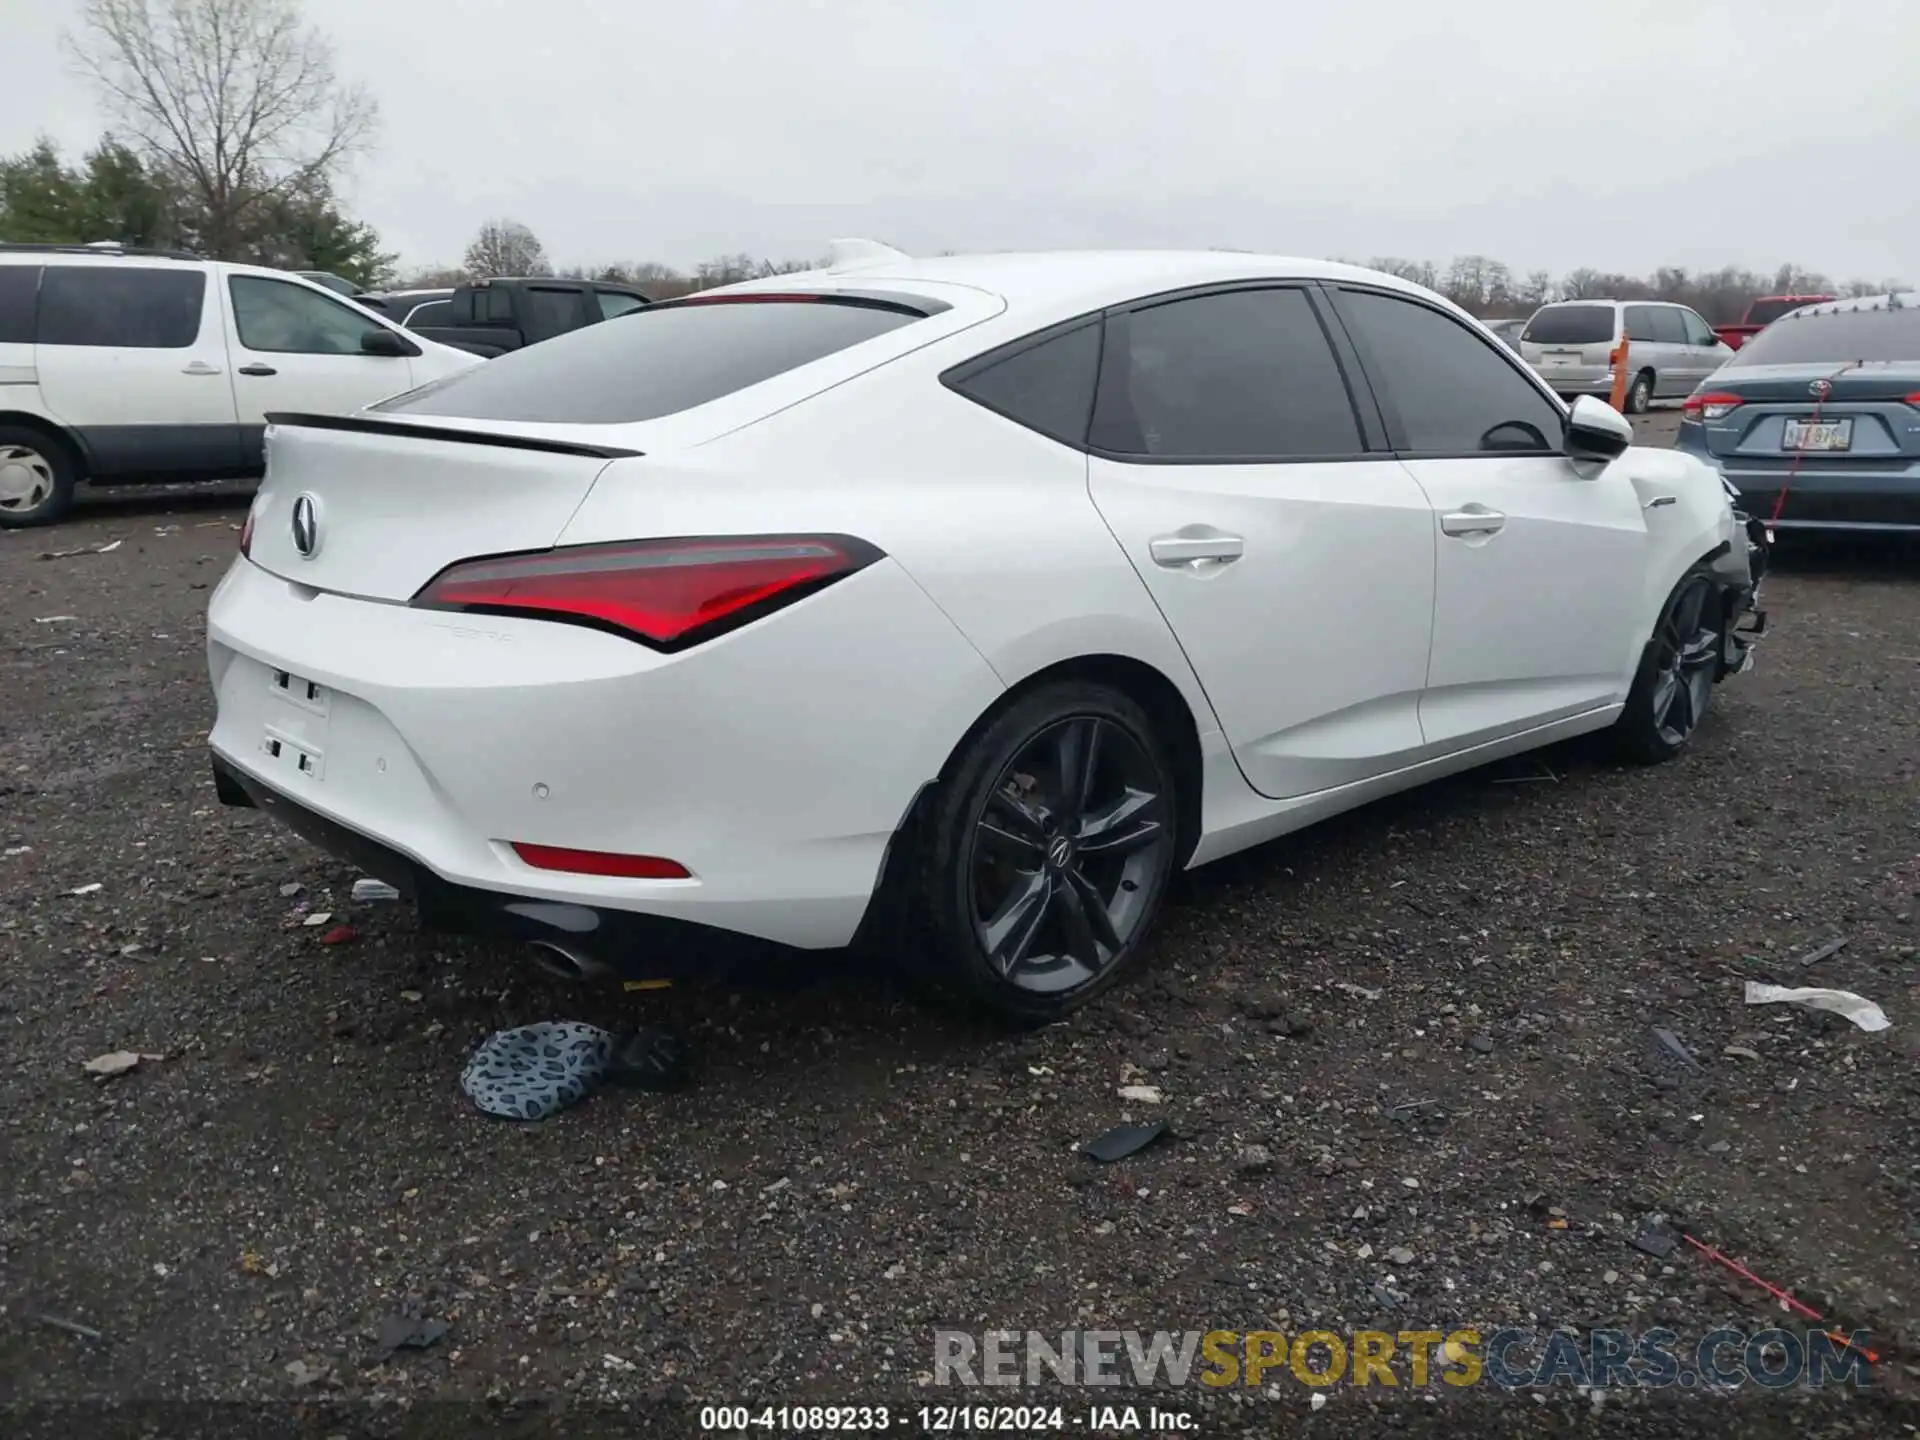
[1626,370,1654,415]
[1615,562,1723,763]
[909,682,1179,1025]
[0,426,78,528]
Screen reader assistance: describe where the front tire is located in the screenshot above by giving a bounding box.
[0,427,78,528]
[911,682,1179,1024]
[1615,563,1723,763]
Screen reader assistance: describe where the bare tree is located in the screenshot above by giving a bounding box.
[463,219,550,278]
[66,0,377,259]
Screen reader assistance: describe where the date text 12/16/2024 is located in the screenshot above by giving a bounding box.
[699,1405,1196,1432]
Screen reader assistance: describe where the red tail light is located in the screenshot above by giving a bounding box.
[1906,392,1920,409]
[1683,392,1744,421]
[411,534,883,650]
[511,842,690,879]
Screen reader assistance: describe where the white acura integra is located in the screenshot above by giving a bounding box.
[207,242,1764,1022]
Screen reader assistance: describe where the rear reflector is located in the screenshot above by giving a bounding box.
[511,843,690,879]
[411,534,883,650]
[1683,392,1744,421]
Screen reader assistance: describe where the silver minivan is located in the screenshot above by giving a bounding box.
[1520,300,1735,414]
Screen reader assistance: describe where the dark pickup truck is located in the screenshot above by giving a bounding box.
[409,276,652,357]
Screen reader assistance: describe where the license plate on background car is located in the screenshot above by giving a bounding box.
[1543,351,1582,366]
[1782,418,1852,451]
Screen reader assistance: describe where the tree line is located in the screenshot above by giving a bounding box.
[0,1,1906,324]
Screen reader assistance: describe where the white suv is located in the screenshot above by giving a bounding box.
[0,244,481,526]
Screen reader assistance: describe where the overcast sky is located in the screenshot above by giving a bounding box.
[5,0,1917,281]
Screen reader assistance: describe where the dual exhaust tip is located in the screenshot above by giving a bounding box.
[527,940,612,984]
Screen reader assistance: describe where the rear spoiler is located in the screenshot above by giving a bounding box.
[262,411,643,461]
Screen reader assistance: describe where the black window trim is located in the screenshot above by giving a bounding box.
[938,312,1108,449]
[1321,281,1570,462]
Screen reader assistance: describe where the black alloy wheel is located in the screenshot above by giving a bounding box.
[914,683,1179,1022]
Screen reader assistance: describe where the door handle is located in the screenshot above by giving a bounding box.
[238,364,278,377]
[181,360,223,376]
[1440,507,1506,537]
[1149,533,1244,567]
[1644,494,1677,510]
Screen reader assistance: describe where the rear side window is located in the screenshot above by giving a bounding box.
[1624,305,1661,343]
[1729,304,1920,367]
[1648,308,1687,345]
[1091,288,1361,459]
[520,286,582,334]
[946,323,1101,447]
[1337,288,1563,455]
[38,265,205,348]
[1523,304,1614,345]
[0,265,38,344]
[378,296,921,423]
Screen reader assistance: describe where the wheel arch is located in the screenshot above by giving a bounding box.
[851,651,1208,956]
[0,410,89,478]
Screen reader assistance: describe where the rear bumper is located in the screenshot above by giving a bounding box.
[204,554,1005,956]
[213,752,769,976]
[1679,438,1920,532]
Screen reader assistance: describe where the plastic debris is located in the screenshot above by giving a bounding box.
[4,845,30,856]
[1117,1084,1164,1104]
[1651,1026,1702,1072]
[67,882,102,897]
[1630,1230,1677,1260]
[82,1050,160,1077]
[352,878,400,902]
[96,539,122,554]
[1796,937,1849,968]
[318,925,358,946]
[30,1312,103,1341]
[1080,1120,1170,1164]
[301,911,333,927]
[1743,982,1890,1032]
[32,615,78,623]
[1333,980,1382,1001]
[377,1314,447,1353]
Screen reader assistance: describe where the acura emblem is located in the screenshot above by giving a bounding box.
[1808,378,1832,398]
[1046,836,1074,869]
[290,493,321,558]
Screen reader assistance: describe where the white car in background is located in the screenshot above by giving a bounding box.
[0,243,480,526]
[207,243,1762,1023]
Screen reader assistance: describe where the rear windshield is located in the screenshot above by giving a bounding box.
[378,296,922,422]
[1522,305,1614,345]
[1728,304,1920,367]
[1744,297,1813,326]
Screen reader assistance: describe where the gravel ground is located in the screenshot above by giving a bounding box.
[4,412,1919,1437]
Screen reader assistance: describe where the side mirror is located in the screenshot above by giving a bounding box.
[1564,394,1633,466]
[360,327,414,357]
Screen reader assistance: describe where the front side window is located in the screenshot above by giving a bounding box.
[1092,287,1362,459]
[231,276,378,354]
[1337,288,1563,455]
[39,265,205,348]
